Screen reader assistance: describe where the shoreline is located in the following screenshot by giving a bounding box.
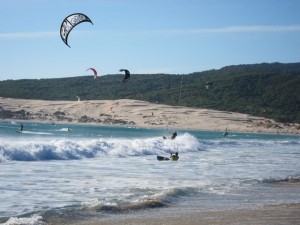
[0,97,299,135]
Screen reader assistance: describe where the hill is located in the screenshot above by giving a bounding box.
[0,62,299,123]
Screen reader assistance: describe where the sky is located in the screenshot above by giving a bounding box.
[0,0,300,80]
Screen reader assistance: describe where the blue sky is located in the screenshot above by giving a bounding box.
[0,0,300,80]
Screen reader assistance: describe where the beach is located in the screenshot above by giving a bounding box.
[0,97,299,134]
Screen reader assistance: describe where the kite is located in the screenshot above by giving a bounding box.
[60,13,93,47]
[205,81,213,90]
[119,69,130,82]
[87,68,98,79]
[74,95,81,102]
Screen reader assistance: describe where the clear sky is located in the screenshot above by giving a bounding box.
[0,0,300,80]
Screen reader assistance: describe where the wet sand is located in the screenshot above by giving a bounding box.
[46,178,300,225]
[49,203,300,225]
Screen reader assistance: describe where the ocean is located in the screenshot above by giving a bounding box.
[0,121,299,225]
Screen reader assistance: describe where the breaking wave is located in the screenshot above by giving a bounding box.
[262,176,300,184]
[0,133,201,162]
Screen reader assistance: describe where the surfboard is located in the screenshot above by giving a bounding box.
[157,156,170,161]
[157,155,179,161]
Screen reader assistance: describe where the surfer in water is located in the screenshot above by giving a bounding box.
[170,152,179,161]
[20,123,24,133]
[171,131,177,140]
[157,151,179,161]
[163,131,177,140]
[223,127,229,137]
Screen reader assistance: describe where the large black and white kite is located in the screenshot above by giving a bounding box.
[60,13,93,47]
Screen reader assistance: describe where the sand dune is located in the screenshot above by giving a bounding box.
[0,97,299,134]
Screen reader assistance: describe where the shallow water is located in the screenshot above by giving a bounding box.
[0,121,299,224]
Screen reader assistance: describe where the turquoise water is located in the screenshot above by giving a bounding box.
[0,121,299,224]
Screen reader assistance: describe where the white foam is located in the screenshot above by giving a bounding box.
[0,133,201,161]
[20,131,53,135]
[1,214,44,225]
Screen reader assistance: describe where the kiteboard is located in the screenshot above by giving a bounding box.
[157,156,170,161]
[163,136,175,140]
[157,155,179,161]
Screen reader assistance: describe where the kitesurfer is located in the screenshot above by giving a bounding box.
[223,128,229,137]
[20,123,24,133]
[170,152,179,161]
[171,131,177,140]
[163,131,177,140]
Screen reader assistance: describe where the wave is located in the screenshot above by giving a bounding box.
[262,176,300,184]
[0,133,202,162]
[19,131,53,135]
[0,214,43,225]
[43,187,195,221]
[1,131,298,162]
[90,191,183,212]
[0,187,197,224]
[58,128,71,132]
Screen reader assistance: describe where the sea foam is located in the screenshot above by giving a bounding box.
[0,133,201,162]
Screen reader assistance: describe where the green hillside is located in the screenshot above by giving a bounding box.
[1,62,299,123]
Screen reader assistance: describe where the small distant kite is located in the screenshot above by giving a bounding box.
[205,81,213,90]
[86,68,98,79]
[74,95,80,102]
[60,13,93,47]
[119,69,130,82]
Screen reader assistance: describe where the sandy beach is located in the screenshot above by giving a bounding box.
[0,97,299,134]
[48,202,300,225]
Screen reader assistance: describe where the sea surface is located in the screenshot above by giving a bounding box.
[0,121,299,225]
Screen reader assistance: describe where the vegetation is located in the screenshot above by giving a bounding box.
[0,62,299,123]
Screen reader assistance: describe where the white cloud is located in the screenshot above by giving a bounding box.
[1,25,300,39]
[0,31,57,39]
[140,25,300,35]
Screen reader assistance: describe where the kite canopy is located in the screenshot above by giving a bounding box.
[87,68,98,79]
[119,69,130,82]
[74,95,81,102]
[60,13,93,47]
